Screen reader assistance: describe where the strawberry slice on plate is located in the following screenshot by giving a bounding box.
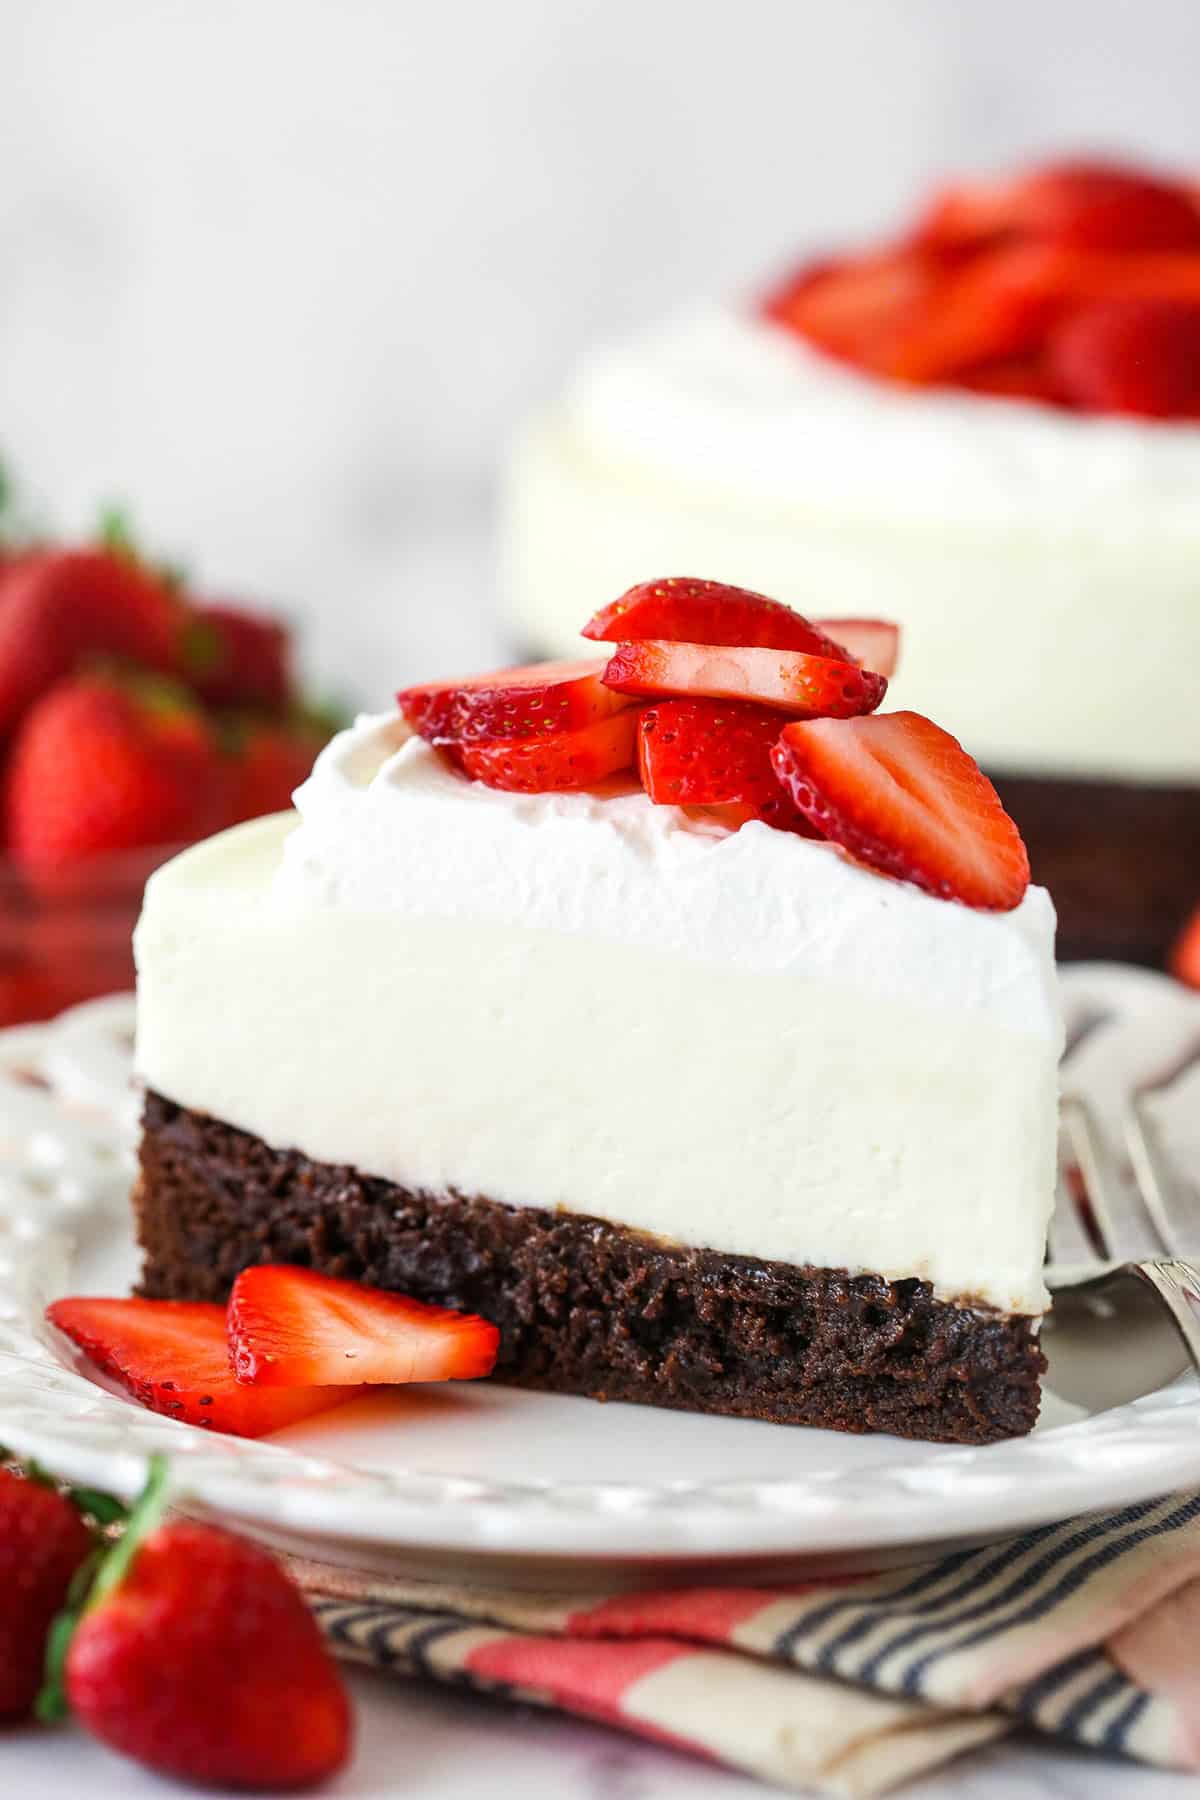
[45,1297,361,1438]
[638,699,819,834]
[399,658,631,743]
[582,578,854,660]
[229,1265,499,1387]
[452,708,638,792]
[1047,297,1200,418]
[770,711,1030,910]
[603,640,886,718]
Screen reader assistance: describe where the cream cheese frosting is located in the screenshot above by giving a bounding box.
[502,304,1200,781]
[135,714,1062,1314]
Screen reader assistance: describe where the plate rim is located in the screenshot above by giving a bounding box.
[1,983,1198,1565]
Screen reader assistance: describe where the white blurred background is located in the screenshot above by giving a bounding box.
[2,0,1198,705]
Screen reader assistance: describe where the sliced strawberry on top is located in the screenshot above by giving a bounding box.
[582,578,853,660]
[916,159,1200,255]
[956,357,1063,406]
[46,1297,361,1438]
[453,708,638,793]
[813,619,900,678]
[637,700,819,834]
[603,640,886,718]
[881,243,1077,382]
[1170,907,1200,989]
[1046,297,1200,418]
[228,1266,499,1388]
[762,246,949,372]
[770,711,1029,910]
[399,658,632,744]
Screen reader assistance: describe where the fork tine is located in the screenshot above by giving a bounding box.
[1126,1093,1188,1256]
[1048,1121,1103,1271]
[1060,1095,1121,1258]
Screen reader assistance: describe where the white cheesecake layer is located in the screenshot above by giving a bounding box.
[134,717,1062,1314]
[501,305,1200,782]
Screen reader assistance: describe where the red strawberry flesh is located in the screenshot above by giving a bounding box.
[452,708,638,792]
[771,711,1030,910]
[916,160,1200,255]
[229,1265,499,1388]
[46,1296,362,1437]
[638,699,820,834]
[1047,297,1200,418]
[603,640,886,718]
[582,578,853,659]
[399,657,632,743]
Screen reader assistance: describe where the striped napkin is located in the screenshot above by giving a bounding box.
[291,1491,1200,1797]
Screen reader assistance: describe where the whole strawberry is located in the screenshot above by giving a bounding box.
[0,548,180,735]
[183,603,293,711]
[6,671,229,880]
[63,1492,352,1790]
[0,1466,94,1720]
[223,713,331,826]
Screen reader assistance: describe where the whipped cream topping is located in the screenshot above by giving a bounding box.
[279,716,1061,1037]
[564,303,1200,532]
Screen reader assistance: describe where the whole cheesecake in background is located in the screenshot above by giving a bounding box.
[133,581,1061,1446]
[501,158,1200,965]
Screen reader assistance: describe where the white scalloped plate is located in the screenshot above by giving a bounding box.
[1,977,1199,1586]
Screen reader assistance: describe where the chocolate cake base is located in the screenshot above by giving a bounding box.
[989,771,1199,968]
[136,1092,1045,1446]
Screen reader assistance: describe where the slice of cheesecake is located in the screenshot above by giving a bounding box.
[133,582,1061,1445]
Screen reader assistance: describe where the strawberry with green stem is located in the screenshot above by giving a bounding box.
[41,1456,353,1790]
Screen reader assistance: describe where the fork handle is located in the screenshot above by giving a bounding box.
[1134,1259,1200,1373]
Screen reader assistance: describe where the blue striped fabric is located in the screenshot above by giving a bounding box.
[760,1490,1200,1759]
[300,1488,1200,1777]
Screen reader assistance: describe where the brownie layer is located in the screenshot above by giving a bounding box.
[989,772,1199,968]
[136,1092,1045,1445]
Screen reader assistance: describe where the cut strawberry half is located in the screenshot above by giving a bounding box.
[1170,907,1200,990]
[770,711,1030,910]
[637,699,820,834]
[398,658,632,744]
[582,578,853,660]
[452,708,638,792]
[1046,297,1200,418]
[228,1266,499,1388]
[45,1298,361,1438]
[603,641,886,718]
[812,619,900,678]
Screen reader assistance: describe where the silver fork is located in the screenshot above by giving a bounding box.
[1044,1063,1200,1407]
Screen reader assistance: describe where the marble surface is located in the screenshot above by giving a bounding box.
[3,1666,1194,1798]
